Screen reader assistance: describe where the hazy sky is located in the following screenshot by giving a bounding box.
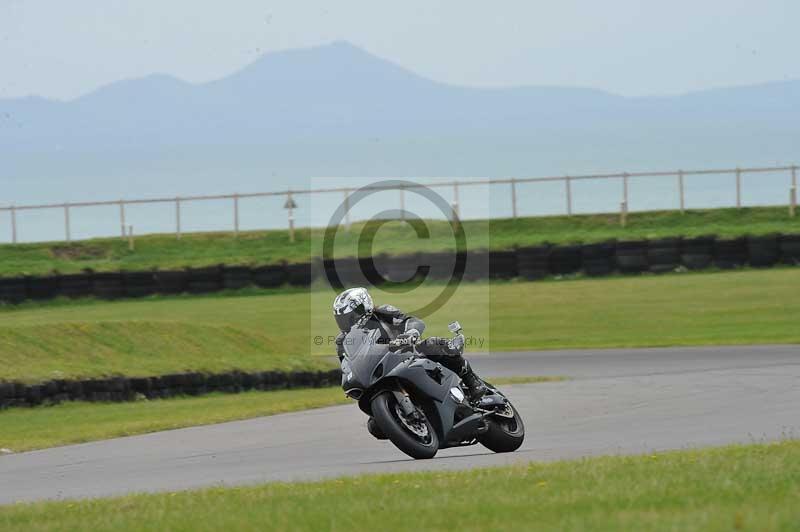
[1,0,797,100]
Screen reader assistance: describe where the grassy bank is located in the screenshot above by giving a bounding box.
[1,268,799,383]
[2,440,798,530]
[0,206,797,276]
[0,377,562,452]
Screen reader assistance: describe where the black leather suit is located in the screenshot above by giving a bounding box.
[335,304,468,375]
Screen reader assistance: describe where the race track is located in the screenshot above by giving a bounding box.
[1,345,798,505]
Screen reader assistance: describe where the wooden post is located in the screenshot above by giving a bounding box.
[64,204,71,242]
[399,185,405,220]
[127,225,135,251]
[792,166,798,218]
[678,170,685,213]
[736,167,742,208]
[565,175,572,216]
[175,197,181,240]
[233,194,240,237]
[620,201,628,227]
[623,172,629,208]
[10,205,17,244]
[510,178,518,218]
[452,181,460,218]
[287,191,295,243]
[119,200,126,238]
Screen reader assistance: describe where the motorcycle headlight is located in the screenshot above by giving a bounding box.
[449,387,465,403]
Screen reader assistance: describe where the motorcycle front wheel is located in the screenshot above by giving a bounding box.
[371,392,439,459]
[478,400,525,453]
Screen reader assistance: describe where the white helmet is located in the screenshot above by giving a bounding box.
[333,287,374,332]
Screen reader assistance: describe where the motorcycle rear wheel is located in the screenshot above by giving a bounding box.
[478,401,525,453]
[371,392,439,459]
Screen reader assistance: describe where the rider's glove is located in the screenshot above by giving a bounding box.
[390,328,421,349]
[396,328,420,345]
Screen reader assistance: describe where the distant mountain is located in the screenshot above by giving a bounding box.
[0,41,798,211]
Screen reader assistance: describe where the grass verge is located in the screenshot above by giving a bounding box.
[2,440,798,530]
[1,268,799,383]
[0,377,565,452]
[0,206,797,276]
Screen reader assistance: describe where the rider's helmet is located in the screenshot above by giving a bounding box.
[332,287,374,332]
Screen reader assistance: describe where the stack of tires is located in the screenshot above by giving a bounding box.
[222,266,253,290]
[186,266,223,294]
[548,245,582,276]
[780,234,800,265]
[124,271,158,297]
[489,250,518,279]
[91,272,125,299]
[154,270,187,294]
[27,276,58,300]
[746,234,781,267]
[516,245,551,280]
[615,240,649,274]
[581,241,615,277]
[252,264,287,288]
[681,236,715,270]
[0,277,27,304]
[714,237,747,269]
[422,252,457,281]
[647,238,682,274]
[381,253,421,283]
[463,250,489,281]
[286,262,313,286]
[57,273,92,298]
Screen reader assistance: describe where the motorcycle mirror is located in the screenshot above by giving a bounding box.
[448,321,462,333]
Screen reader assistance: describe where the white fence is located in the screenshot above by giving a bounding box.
[1,164,797,244]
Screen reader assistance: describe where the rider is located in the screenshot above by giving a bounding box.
[332,287,487,401]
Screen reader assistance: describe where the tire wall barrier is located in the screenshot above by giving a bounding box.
[1,233,799,304]
[0,369,342,409]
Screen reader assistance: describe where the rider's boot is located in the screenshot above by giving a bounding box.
[460,361,487,402]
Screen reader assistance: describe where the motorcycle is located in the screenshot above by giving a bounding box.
[340,320,525,459]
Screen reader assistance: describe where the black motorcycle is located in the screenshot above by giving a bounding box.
[340,321,525,459]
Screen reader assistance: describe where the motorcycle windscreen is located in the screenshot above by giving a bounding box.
[342,328,381,360]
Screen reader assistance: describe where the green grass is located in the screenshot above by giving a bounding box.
[0,376,564,453]
[0,206,797,276]
[2,440,798,530]
[1,268,799,383]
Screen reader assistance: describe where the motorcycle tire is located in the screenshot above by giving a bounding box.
[478,401,525,453]
[371,392,439,459]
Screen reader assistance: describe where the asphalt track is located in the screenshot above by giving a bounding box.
[1,345,798,505]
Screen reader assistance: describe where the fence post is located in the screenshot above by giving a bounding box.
[233,194,240,237]
[127,225,135,251]
[287,191,296,243]
[736,167,742,208]
[510,178,518,218]
[399,185,405,220]
[565,175,572,216]
[678,170,685,213]
[452,181,460,218]
[64,204,71,242]
[10,205,17,244]
[622,172,629,208]
[620,201,628,227]
[175,197,181,240]
[119,200,126,238]
[792,166,798,218]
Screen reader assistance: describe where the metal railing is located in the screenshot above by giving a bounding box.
[1,164,797,244]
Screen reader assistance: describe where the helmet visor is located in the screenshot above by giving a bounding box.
[335,311,360,332]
